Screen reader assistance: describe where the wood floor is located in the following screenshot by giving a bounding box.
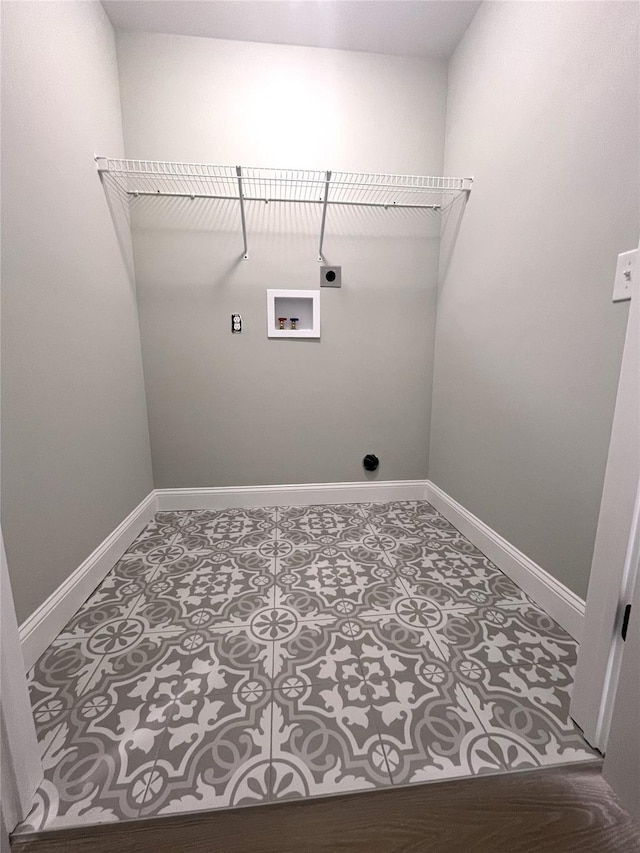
[12,762,640,853]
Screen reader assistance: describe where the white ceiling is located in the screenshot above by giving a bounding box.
[101,1,481,59]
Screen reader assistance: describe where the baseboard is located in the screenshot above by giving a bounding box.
[426,481,585,642]
[19,492,158,671]
[155,480,430,511]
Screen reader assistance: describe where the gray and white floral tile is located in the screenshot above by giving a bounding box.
[273,542,404,620]
[367,659,594,786]
[270,617,364,688]
[20,698,168,829]
[15,501,597,836]
[365,504,460,542]
[139,684,275,817]
[127,553,276,632]
[268,680,391,800]
[278,504,371,547]
[29,624,186,709]
[430,601,579,669]
[175,507,277,551]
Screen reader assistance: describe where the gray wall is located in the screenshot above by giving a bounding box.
[1,1,154,623]
[115,32,447,488]
[430,1,639,599]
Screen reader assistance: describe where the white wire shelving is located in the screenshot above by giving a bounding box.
[95,157,473,261]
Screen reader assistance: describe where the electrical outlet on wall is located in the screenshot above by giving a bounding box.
[613,249,637,302]
[231,313,242,333]
[321,266,341,287]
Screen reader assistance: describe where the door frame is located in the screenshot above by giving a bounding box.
[0,530,42,844]
[602,529,640,820]
[570,241,640,750]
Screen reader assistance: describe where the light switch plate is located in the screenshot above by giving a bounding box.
[613,249,637,302]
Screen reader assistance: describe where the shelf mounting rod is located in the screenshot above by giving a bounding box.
[236,165,249,260]
[318,170,332,262]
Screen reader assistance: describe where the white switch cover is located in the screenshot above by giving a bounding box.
[613,249,637,302]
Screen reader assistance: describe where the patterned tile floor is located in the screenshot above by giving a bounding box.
[16,501,598,834]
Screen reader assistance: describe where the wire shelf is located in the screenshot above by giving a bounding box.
[96,158,472,259]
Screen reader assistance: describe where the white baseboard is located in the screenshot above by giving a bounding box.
[19,492,158,671]
[426,481,585,642]
[155,480,430,511]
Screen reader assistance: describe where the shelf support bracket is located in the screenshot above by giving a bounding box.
[318,170,332,262]
[236,166,249,260]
